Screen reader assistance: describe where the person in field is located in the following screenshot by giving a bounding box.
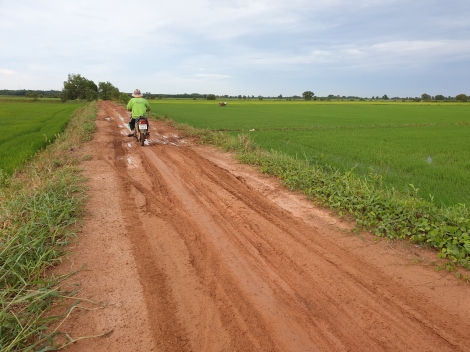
[126,89,151,137]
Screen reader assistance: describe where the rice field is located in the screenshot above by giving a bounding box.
[0,100,81,175]
[150,100,470,206]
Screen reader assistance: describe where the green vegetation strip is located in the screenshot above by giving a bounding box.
[160,115,470,275]
[0,102,96,351]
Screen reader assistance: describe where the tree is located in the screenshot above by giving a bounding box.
[302,91,314,101]
[278,94,283,99]
[258,96,264,100]
[207,94,216,100]
[98,81,119,101]
[456,94,468,102]
[421,93,431,101]
[382,94,389,100]
[26,91,39,101]
[86,87,98,101]
[61,74,98,102]
[435,94,445,101]
[119,93,131,104]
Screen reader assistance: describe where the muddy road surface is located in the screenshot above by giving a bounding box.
[59,101,470,351]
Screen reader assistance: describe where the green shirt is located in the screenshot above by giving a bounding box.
[127,97,151,118]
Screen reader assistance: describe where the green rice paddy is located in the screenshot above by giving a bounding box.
[0,101,81,175]
[150,100,470,206]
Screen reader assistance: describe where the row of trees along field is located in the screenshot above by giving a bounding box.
[296,92,468,101]
[2,80,467,103]
[60,73,130,104]
[141,92,468,102]
[0,89,62,99]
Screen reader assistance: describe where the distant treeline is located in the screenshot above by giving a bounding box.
[0,89,62,98]
[2,88,467,103]
[137,93,467,102]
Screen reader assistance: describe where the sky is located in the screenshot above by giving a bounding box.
[1,0,469,97]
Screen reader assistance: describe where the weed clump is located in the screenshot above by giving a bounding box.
[238,149,470,272]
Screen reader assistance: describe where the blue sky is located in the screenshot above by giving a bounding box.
[1,0,469,97]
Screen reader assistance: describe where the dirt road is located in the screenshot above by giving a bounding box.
[59,101,470,351]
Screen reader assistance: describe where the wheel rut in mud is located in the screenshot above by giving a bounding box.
[59,101,470,352]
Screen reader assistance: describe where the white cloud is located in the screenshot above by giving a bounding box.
[193,74,230,80]
[227,39,470,73]
[371,40,470,55]
[0,69,15,75]
[0,0,469,95]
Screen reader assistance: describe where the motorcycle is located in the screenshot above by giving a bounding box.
[133,116,150,146]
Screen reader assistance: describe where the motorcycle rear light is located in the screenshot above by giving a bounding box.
[140,120,147,124]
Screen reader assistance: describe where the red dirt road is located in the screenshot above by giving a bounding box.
[59,101,470,351]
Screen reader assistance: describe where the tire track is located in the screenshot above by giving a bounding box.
[67,101,470,352]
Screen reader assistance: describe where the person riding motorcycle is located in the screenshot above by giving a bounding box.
[127,89,151,137]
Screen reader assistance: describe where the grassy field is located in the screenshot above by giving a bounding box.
[150,100,470,206]
[0,101,82,176]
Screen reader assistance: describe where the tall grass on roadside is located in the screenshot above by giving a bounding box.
[156,113,470,274]
[0,102,96,351]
